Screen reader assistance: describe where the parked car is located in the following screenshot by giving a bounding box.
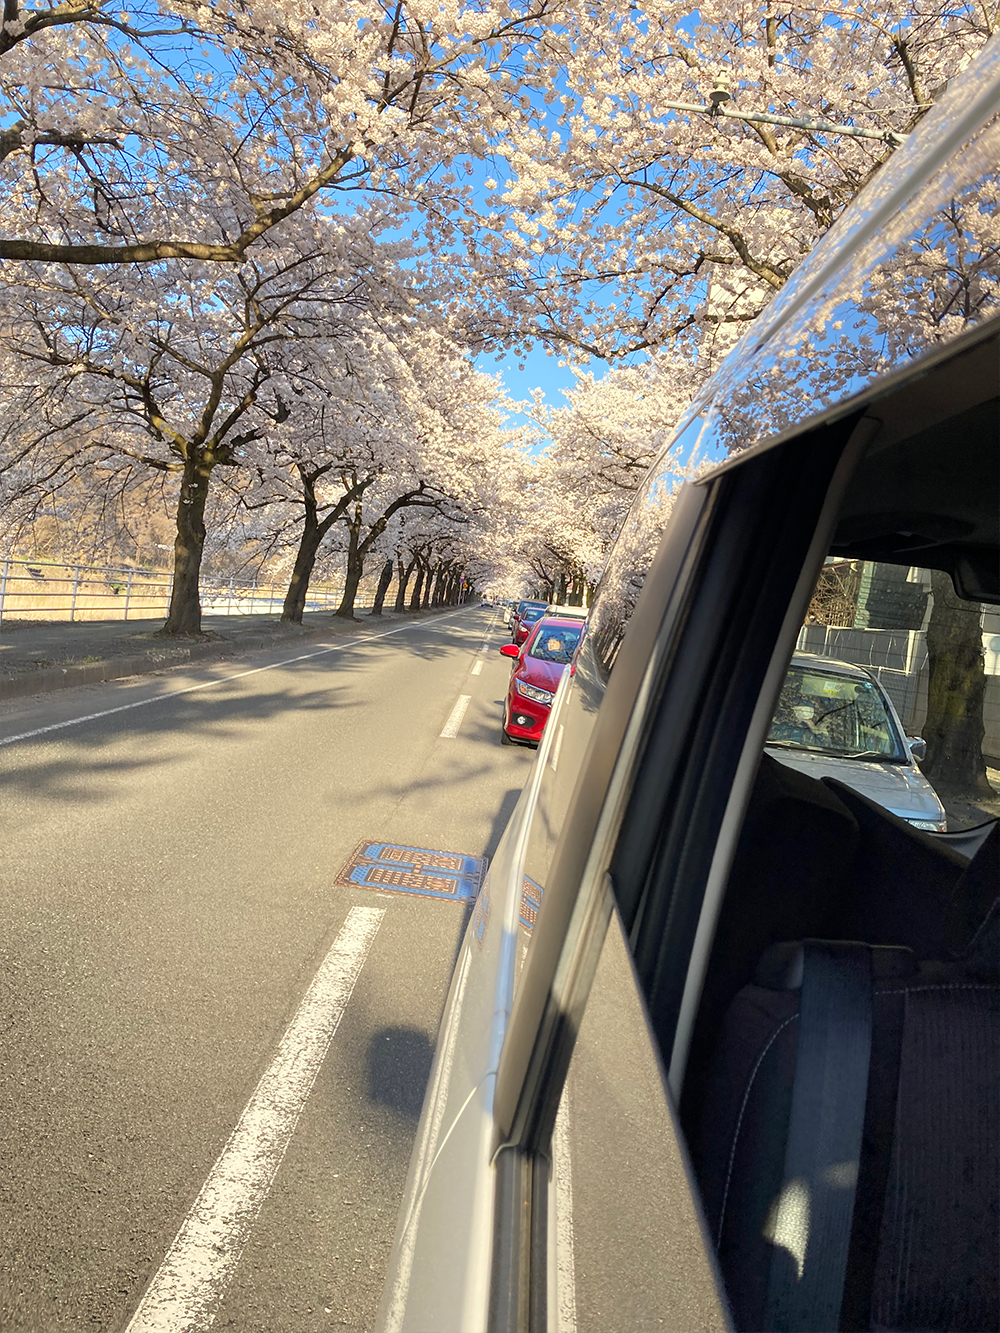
[545,603,588,621]
[766,654,946,830]
[499,616,586,745]
[511,599,547,645]
[378,45,1000,1333]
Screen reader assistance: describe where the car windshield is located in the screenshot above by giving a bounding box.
[528,625,583,664]
[521,607,545,623]
[766,664,905,761]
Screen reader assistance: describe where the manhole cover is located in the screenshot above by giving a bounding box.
[335,840,486,902]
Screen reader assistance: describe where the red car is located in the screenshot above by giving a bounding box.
[511,600,547,646]
[499,616,584,744]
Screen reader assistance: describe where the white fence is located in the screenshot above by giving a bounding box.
[0,558,343,624]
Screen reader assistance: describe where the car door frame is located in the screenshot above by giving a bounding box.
[487,411,873,1331]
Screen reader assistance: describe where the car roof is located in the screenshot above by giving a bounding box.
[529,616,587,634]
[670,46,1000,475]
[789,652,876,682]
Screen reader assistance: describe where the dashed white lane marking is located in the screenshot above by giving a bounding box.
[125,905,384,1333]
[471,660,484,676]
[0,611,468,748]
[439,694,471,738]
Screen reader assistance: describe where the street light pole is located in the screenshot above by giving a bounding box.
[658,79,909,147]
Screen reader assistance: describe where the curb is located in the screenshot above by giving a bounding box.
[0,607,464,702]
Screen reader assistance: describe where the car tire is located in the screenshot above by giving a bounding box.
[501,727,514,745]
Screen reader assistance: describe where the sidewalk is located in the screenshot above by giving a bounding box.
[0,605,462,700]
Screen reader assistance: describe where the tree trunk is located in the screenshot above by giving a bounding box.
[163,453,210,636]
[922,569,990,797]
[394,558,415,612]
[281,506,323,624]
[370,559,394,616]
[421,562,434,609]
[335,512,363,619]
[433,563,449,607]
[409,564,425,611]
[281,471,371,625]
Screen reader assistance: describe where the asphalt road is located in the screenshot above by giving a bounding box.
[0,606,532,1333]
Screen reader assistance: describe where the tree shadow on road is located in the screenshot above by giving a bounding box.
[0,681,360,807]
[0,610,516,813]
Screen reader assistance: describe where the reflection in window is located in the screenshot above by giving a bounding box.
[767,665,903,760]
[529,628,582,664]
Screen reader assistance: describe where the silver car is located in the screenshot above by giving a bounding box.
[766,654,946,831]
[378,43,1000,1333]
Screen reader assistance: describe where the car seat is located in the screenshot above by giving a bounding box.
[692,823,999,1331]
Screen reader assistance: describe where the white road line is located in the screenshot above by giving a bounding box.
[0,611,467,748]
[471,660,484,676]
[439,694,471,738]
[125,905,384,1333]
[551,1087,578,1332]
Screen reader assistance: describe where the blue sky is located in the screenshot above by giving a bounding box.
[485,342,590,421]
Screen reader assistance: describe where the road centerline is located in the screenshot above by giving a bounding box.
[124,904,385,1333]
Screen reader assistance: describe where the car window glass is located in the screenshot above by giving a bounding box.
[702,77,1000,459]
[587,411,711,683]
[767,665,905,761]
[783,557,999,832]
[529,628,582,664]
[578,67,1000,641]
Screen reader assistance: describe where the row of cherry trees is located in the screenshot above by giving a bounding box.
[1,0,995,644]
[0,207,526,628]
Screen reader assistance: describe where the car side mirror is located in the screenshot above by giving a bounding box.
[500,643,520,659]
[907,736,927,762]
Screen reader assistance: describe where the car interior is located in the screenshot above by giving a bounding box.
[672,330,999,1332]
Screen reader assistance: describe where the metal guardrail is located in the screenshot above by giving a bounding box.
[0,558,343,624]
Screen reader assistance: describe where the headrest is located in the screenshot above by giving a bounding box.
[945,822,1000,978]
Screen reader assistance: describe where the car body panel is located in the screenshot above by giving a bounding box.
[559,904,730,1332]
[375,675,576,1333]
[767,746,946,824]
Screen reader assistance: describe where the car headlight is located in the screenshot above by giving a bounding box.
[906,818,947,833]
[515,678,553,704]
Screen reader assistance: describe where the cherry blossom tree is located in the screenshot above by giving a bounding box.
[459,0,994,361]
[0,0,563,266]
[0,213,430,632]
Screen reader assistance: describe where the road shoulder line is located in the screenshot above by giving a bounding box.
[124,904,385,1333]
